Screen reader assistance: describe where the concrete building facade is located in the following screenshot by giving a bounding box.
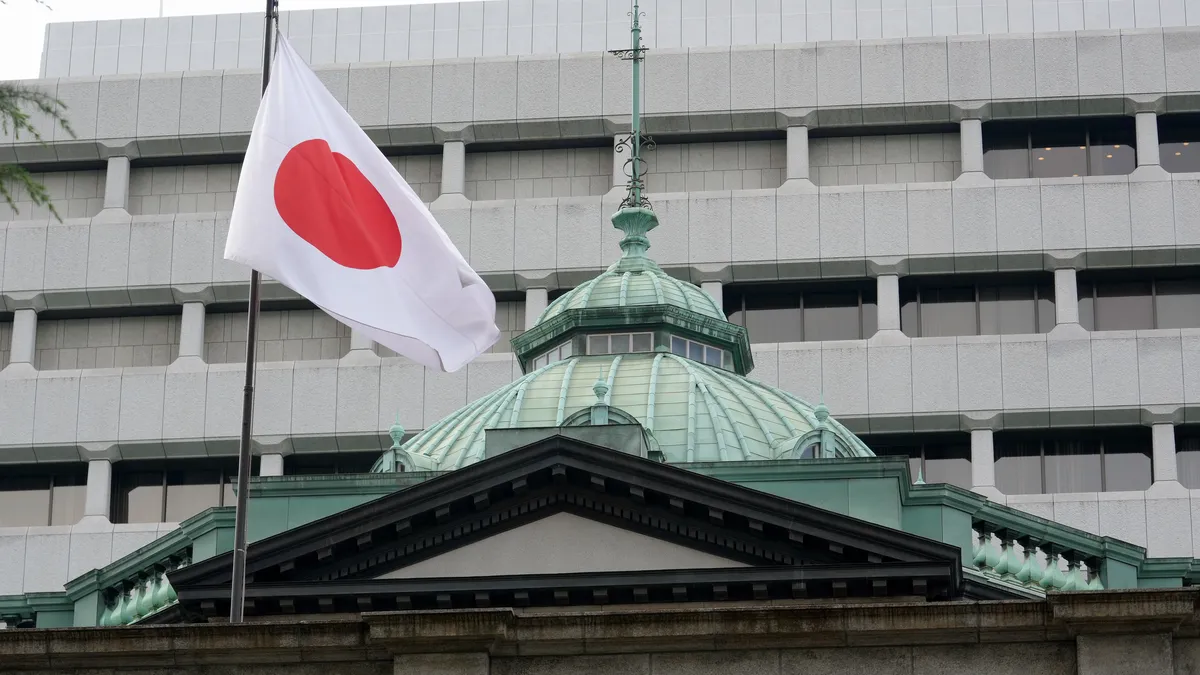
[2,0,1200,600]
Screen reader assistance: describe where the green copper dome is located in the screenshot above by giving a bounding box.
[372,350,874,472]
[535,257,724,325]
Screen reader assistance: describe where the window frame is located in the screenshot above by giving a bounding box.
[1076,268,1200,331]
[724,281,878,343]
[982,117,1138,179]
[899,275,1055,338]
[994,430,1153,495]
[0,463,88,527]
[112,458,248,524]
[862,434,972,489]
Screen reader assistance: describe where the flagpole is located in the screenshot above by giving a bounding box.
[229,0,278,625]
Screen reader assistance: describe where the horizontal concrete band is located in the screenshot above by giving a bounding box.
[6,27,1200,161]
[1,175,1199,309]
[1,330,1196,464]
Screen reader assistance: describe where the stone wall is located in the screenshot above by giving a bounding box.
[35,316,179,370]
[1,590,1195,674]
[204,309,351,364]
[0,170,105,221]
[464,148,610,200]
[810,133,961,186]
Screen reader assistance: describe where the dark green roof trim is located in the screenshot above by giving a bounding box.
[512,304,755,375]
[247,472,439,499]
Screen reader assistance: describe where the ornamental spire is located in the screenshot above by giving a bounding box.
[609,0,658,261]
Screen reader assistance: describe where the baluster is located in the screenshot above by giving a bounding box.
[972,526,988,570]
[1086,558,1105,590]
[1061,553,1086,591]
[1015,536,1042,586]
[1039,544,1067,590]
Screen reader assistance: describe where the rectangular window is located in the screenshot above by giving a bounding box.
[114,459,245,524]
[286,452,380,475]
[1178,428,1200,489]
[726,282,876,343]
[995,429,1152,494]
[983,118,1137,179]
[1158,114,1200,173]
[863,433,972,489]
[1077,270,1200,331]
[900,275,1054,338]
[0,465,89,528]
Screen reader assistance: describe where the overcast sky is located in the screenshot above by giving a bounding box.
[0,0,446,81]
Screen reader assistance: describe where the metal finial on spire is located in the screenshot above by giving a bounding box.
[610,0,654,212]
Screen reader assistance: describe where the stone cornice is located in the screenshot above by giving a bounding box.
[3,590,1198,669]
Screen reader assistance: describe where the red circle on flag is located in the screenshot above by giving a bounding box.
[274,138,402,270]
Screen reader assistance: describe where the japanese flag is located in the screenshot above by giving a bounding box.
[224,35,499,373]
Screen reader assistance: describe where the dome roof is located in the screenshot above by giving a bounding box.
[535,261,724,325]
[372,351,874,473]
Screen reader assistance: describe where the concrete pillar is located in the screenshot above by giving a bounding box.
[700,281,723,313]
[786,125,810,181]
[971,429,996,490]
[82,459,112,523]
[1077,634,1173,675]
[1135,111,1160,168]
[440,141,466,196]
[1152,423,1178,483]
[524,288,548,330]
[177,302,206,360]
[959,118,984,173]
[9,308,37,368]
[1054,268,1080,326]
[259,453,284,477]
[876,274,901,332]
[101,155,131,211]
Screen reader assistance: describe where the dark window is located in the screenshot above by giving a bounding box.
[113,458,251,524]
[983,118,1137,179]
[863,433,972,489]
[899,275,1055,337]
[1077,269,1200,331]
[726,281,877,343]
[1159,114,1200,173]
[0,464,87,527]
[995,428,1152,494]
[285,452,380,475]
[1178,427,1200,489]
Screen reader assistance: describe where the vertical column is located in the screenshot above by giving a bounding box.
[82,459,113,523]
[1054,268,1080,326]
[349,329,375,351]
[525,288,548,331]
[875,274,901,332]
[612,133,626,189]
[1135,111,1161,168]
[440,140,466,197]
[971,428,997,491]
[177,302,206,361]
[700,281,723,313]
[785,125,810,181]
[8,308,38,369]
[259,454,284,477]
[101,155,132,212]
[959,118,984,174]
[1152,423,1178,483]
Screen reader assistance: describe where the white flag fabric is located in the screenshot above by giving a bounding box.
[224,35,499,372]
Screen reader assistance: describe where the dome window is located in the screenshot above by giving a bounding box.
[670,336,730,370]
[587,332,654,355]
[530,341,573,369]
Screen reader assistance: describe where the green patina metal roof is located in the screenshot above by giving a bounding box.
[372,351,873,472]
[372,7,875,474]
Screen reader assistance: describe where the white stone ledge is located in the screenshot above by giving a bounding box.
[6,26,1200,162]
[0,331,1194,464]
[0,174,1197,308]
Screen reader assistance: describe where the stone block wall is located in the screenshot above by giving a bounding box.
[643,140,787,192]
[128,164,240,215]
[464,148,610,201]
[809,133,962,186]
[34,316,179,370]
[204,309,351,364]
[388,154,442,202]
[0,170,105,221]
[128,156,440,217]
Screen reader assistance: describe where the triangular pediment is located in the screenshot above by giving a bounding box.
[170,434,974,620]
[375,512,750,579]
